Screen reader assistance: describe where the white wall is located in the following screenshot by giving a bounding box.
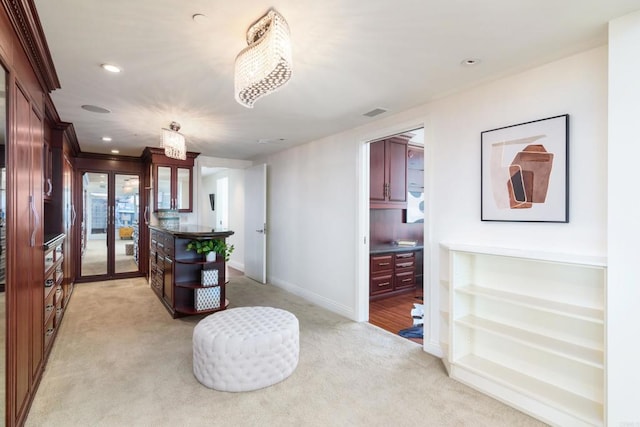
[266,137,361,317]
[256,30,639,421]
[194,156,253,272]
[607,10,640,426]
[265,46,608,322]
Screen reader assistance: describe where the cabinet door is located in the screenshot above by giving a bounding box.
[369,140,386,202]
[175,167,192,211]
[163,257,173,306]
[155,165,172,211]
[386,139,407,203]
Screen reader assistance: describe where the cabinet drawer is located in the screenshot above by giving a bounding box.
[395,251,415,269]
[44,314,55,350]
[370,273,393,295]
[395,251,415,260]
[371,254,393,273]
[395,270,415,289]
[54,286,64,307]
[44,289,55,323]
[164,237,174,256]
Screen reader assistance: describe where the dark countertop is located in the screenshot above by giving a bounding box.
[370,243,424,254]
[149,224,234,239]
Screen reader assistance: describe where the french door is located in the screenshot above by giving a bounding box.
[79,171,141,279]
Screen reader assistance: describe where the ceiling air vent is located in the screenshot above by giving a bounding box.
[363,108,388,118]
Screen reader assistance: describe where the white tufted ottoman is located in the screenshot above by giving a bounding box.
[193,306,299,392]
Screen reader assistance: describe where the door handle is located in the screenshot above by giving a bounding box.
[256,223,267,234]
[29,195,39,247]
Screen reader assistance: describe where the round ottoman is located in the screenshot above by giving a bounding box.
[193,306,299,392]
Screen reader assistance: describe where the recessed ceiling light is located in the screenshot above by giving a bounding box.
[101,136,112,142]
[461,58,481,67]
[111,149,120,154]
[82,104,111,114]
[101,63,121,73]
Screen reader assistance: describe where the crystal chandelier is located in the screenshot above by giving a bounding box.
[160,121,186,160]
[234,9,292,108]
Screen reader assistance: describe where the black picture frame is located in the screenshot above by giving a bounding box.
[481,114,569,222]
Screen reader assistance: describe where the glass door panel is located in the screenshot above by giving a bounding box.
[176,167,191,210]
[81,172,108,276]
[156,166,171,210]
[114,174,140,274]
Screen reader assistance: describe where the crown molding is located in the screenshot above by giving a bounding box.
[2,0,60,91]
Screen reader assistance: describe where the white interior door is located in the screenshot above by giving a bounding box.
[244,163,267,283]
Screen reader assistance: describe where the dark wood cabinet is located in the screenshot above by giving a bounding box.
[142,147,199,213]
[43,234,64,353]
[149,227,233,318]
[370,249,417,300]
[407,145,424,193]
[370,137,408,208]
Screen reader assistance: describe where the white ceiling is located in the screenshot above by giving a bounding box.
[33,0,640,160]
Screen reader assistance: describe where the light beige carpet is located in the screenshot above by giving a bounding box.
[25,277,546,427]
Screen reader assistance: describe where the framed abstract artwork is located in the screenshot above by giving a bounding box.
[481,114,569,222]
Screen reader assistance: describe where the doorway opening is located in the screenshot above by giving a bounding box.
[367,127,425,344]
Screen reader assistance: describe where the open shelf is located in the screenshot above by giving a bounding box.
[175,298,229,315]
[455,315,603,368]
[456,285,603,324]
[455,354,603,427]
[175,281,221,289]
[445,245,606,427]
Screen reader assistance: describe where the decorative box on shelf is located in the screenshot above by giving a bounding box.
[195,286,221,311]
[201,269,219,287]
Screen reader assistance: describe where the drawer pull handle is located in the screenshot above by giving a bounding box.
[397,253,413,258]
[378,282,390,287]
[402,278,412,282]
[45,304,54,311]
[378,262,390,266]
[397,262,413,268]
[56,308,63,314]
[46,328,54,336]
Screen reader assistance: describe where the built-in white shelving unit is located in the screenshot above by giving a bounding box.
[443,244,606,427]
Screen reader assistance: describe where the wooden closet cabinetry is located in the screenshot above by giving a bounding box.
[142,147,199,213]
[43,234,65,351]
[150,227,233,318]
[370,249,417,300]
[370,137,408,208]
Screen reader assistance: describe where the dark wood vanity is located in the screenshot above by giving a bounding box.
[149,225,234,318]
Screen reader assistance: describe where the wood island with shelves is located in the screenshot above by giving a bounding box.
[149,225,234,318]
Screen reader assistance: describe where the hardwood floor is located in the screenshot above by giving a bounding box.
[369,289,424,344]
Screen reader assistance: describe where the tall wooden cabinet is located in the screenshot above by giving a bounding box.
[11,82,46,424]
[1,3,74,425]
[370,136,408,208]
[142,147,198,213]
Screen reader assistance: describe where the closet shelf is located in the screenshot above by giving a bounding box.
[455,315,603,368]
[456,285,603,324]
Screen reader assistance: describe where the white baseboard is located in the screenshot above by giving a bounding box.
[269,276,356,320]
[423,340,444,358]
[227,260,244,272]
